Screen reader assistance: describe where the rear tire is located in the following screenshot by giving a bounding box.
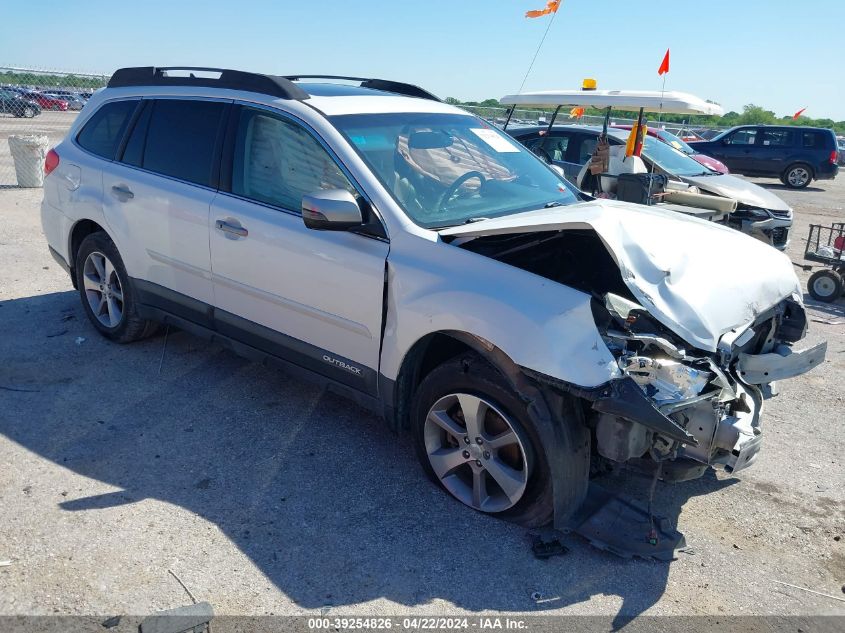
[411,353,586,527]
[783,163,813,189]
[807,269,843,302]
[75,232,158,342]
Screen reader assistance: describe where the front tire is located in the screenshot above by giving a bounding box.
[411,354,585,527]
[784,163,813,189]
[808,269,843,302]
[75,232,157,342]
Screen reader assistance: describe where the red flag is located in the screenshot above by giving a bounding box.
[569,106,584,119]
[793,107,806,120]
[658,49,670,75]
[526,1,561,18]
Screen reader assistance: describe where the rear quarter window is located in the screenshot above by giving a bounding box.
[76,100,138,159]
[802,131,827,149]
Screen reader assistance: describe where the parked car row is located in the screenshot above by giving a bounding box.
[0,86,94,115]
[40,68,826,553]
[0,88,42,118]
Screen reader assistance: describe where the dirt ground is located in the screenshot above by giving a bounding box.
[0,123,843,625]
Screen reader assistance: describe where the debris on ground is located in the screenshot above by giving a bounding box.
[529,531,568,559]
[0,560,12,567]
[772,580,845,603]
[101,615,121,628]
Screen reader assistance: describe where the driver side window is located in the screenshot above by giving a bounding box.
[231,107,356,212]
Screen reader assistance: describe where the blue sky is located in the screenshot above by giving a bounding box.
[2,0,843,120]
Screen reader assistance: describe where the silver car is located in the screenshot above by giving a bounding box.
[511,125,794,250]
[40,67,825,552]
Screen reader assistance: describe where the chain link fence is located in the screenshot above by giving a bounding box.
[0,66,108,187]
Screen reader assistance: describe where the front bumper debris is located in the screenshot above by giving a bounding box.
[737,341,827,383]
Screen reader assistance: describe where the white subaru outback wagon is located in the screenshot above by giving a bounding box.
[41,67,826,537]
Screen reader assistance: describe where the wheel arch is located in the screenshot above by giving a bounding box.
[783,160,814,180]
[390,330,549,432]
[68,219,111,288]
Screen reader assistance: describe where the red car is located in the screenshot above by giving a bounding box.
[20,91,68,111]
[612,124,729,173]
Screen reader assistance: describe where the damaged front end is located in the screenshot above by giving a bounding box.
[579,292,825,480]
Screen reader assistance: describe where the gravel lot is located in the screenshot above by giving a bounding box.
[0,116,843,625]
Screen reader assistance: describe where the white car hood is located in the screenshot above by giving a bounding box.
[440,200,802,352]
[684,173,791,212]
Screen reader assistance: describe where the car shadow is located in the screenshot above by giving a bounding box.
[0,289,735,623]
[754,182,825,193]
[803,294,845,317]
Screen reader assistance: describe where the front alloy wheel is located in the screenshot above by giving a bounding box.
[423,392,530,513]
[82,251,125,328]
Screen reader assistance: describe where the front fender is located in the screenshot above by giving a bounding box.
[380,234,620,389]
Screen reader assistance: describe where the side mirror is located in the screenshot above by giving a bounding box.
[302,189,363,231]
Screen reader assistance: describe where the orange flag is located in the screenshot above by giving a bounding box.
[526,1,561,18]
[658,49,670,75]
[569,106,584,119]
[793,107,806,120]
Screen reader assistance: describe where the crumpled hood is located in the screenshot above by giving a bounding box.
[440,200,802,352]
[684,173,791,212]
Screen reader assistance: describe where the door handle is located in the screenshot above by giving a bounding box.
[215,219,248,238]
[111,185,134,199]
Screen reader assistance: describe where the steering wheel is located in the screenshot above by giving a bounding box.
[437,171,486,213]
[534,147,554,164]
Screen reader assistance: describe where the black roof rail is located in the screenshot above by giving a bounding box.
[283,75,440,102]
[108,67,310,101]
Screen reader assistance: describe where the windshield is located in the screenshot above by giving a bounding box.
[655,129,695,154]
[641,135,714,176]
[331,112,578,228]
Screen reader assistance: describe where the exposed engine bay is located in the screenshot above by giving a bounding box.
[454,228,826,480]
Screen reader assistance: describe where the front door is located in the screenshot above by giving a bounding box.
[716,127,759,174]
[209,106,389,394]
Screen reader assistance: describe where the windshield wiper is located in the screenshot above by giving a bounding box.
[543,201,565,208]
[463,217,491,224]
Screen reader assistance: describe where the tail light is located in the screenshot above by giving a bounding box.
[44,149,60,176]
[831,150,838,165]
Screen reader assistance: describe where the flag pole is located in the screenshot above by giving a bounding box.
[517,9,559,94]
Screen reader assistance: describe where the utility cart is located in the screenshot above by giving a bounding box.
[804,222,845,302]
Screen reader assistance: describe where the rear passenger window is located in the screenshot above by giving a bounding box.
[76,100,138,159]
[132,99,227,187]
[762,130,794,147]
[231,108,355,211]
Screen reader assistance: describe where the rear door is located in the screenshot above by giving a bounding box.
[755,128,796,175]
[101,97,229,323]
[714,127,759,173]
[209,105,389,394]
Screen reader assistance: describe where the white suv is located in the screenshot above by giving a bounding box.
[41,67,825,537]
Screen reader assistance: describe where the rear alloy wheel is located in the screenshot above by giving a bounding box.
[23,106,36,118]
[75,232,158,342]
[784,164,812,189]
[808,269,844,302]
[82,251,125,328]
